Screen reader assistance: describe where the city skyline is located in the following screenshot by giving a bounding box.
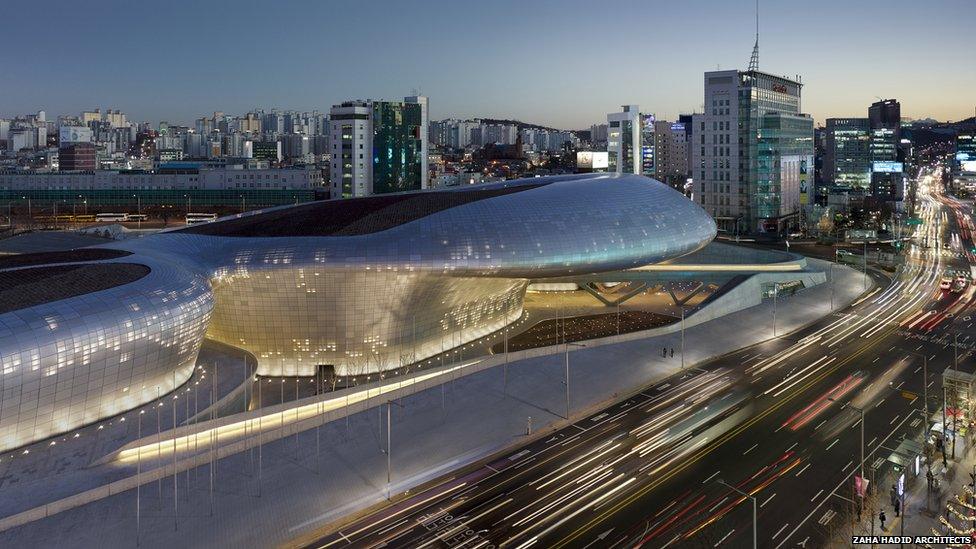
[5,0,974,128]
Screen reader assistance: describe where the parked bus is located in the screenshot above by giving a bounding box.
[95,213,130,222]
[128,214,148,222]
[185,213,218,225]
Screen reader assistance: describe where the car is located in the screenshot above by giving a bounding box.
[940,277,953,290]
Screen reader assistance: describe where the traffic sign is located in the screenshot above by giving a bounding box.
[906,218,923,226]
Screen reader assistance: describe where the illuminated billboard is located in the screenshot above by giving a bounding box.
[576,151,609,169]
[961,160,976,173]
[59,126,92,144]
[872,161,903,173]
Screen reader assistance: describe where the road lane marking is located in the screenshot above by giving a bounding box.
[817,510,837,526]
[761,493,776,508]
[772,523,789,539]
[795,464,810,477]
[714,529,734,547]
[841,460,853,472]
[890,415,900,425]
[743,443,758,455]
[772,410,918,549]
[708,497,729,514]
[553,314,904,549]
[703,471,720,484]
[825,438,839,451]
[810,489,823,502]
[661,534,681,548]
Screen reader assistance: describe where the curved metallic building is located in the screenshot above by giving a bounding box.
[0,173,715,450]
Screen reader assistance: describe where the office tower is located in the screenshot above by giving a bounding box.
[607,105,641,174]
[868,99,903,200]
[405,96,429,187]
[953,132,976,190]
[329,96,428,198]
[678,114,695,182]
[824,118,872,190]
[692,70,813,234]
[640,114,656,177]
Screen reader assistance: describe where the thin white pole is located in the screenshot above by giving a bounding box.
[136,410,142,546]
[680,307,685,369]
[173,394,178,531]
[386,401,392,499]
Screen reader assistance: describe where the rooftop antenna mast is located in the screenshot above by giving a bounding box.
[748,0,760,71]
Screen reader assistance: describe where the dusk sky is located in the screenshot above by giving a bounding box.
[5,0,974,128]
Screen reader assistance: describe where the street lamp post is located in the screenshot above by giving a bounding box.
[385,399,404,499]
[907,351,929,429]
[716,479,756,549]
[863,240,868,290]
[831,398,865,521]
[680,306,686,369]
[829,261,836,312]
[564,343,585,419]
[772,282,783,337]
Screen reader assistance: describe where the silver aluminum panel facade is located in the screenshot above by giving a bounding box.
[0,173,715,450]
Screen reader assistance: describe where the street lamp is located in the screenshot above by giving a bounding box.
[564,343,585,419]
[716,479,756,549]
[384,399,404,499]
[830,397,865,525]
[858,240,868,290]
[906,351,929,430]
[772,282,784,337]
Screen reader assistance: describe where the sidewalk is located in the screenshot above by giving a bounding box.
[0,262,870,548]
[848,436,976,542]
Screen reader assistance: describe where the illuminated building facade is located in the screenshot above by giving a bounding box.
[0,173,716,451]
[693,70,813,234]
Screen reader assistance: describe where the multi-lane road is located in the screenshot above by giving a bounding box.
[300,173,975,549]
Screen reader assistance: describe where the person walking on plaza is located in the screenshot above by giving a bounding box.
[880,509,887,531]
[894,497,900,517]
[669,347,674,358]
[662,347,667,358]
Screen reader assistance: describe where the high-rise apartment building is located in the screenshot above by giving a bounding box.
[692,70,813,234]
[590,124,608,146]
[329,96,428,198]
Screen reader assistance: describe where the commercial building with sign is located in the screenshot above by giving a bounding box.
[868,99,904,200]
[954,133,976,191]
[692,69,814,234]
[0,173,716,451]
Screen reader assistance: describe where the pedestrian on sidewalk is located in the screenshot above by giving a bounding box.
[894,497,901,517]
[880,510,887,531]
[662,347,667,358]
[669,347,674,358]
